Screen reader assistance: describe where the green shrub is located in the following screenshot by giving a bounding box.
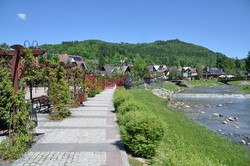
[0,132,33,160]
[88,89,96,97]
[113,89,132,109]
[120,111,164,158]
[0,66,14,130]
[49,65,71,120]
[50,103,71,120]
[95,88,103,94]
[117,99,144,115]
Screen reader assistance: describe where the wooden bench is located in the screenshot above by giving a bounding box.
[32,95,51,113]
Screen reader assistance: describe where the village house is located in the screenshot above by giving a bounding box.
[100,65,131,76]
[182,67,198,78]
[203,67,225,79]
[247,69,250,78]
[148,65,157,77]
[58,54,88,71]
[149,65,170,78]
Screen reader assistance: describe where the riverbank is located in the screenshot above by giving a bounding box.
[118,89,250,165]
[235,85,250,93]
[172,86,250,149]
[186,80,224,87]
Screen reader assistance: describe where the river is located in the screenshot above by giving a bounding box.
[172,86,250,149]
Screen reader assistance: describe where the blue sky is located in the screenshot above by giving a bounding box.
[0,0,249,59]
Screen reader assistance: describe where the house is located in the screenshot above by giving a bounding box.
[101,66,118,76]
[149,65,170,77]
[149,65,157,77]
[182,67,198,78]
[157,65,170,76]
[58,54,88,70]
[100,65,131,76]
[247,70,250,77]
[203,67,225,78]
[68,55,88,70]
[120,66,131,75]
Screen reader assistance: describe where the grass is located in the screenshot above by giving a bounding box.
[124,89,250,165]
[162,82,180,92]
[187,80,224,87]
[235,85,250,93]
[128,157,143,166]
[227,80,250,85]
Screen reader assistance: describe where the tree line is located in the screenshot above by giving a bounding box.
[1,40,249,76]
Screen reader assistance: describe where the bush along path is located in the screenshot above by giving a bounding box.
[12,87,129,166]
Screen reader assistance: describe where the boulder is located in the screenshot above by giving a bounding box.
[228,117,234,121]
[213,113,219,117]
[241,140,246,145]
[222,120,228,124]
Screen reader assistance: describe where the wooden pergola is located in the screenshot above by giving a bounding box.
[0,44,45,129]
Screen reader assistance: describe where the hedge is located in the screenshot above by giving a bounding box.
[114,89,164,158]
[119,111,164,158]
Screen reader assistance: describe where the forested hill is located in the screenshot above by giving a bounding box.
[40,39,240,73]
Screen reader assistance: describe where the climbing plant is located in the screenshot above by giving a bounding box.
[71,66,83,108]
[22,49,43,85]
[0,66,14,130]
[49,65,71,120]
[0,50,37,160]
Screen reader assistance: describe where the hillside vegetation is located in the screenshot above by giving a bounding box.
[40,39,245,74]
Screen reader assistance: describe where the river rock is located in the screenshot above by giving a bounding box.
[228,117,234,121]
[152,88,173,100]
[241,140,246,145]
[201,111,205,114]
[185,105,190,108]
[219,114,223,117]
[222,120,228,124]
[218,104,223,107]
[213,113,219,117]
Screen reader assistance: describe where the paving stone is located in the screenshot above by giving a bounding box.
[12,87,129,166]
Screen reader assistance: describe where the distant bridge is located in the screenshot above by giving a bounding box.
[218,77,250,84]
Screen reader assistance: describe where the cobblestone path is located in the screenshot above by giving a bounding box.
[13,87,129,166]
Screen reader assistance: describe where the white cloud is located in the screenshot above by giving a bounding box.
[17,13,27,20]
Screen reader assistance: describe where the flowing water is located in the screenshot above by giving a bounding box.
[173,86,250,149]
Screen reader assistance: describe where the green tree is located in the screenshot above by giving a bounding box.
[0,66,14,128]
[246,51,250,70]
[235,57,241,69]
[49,65,71,120]
[132,55,149,78]
[0,43,9,50]
[196,66,203,80]
[169,67,178,80]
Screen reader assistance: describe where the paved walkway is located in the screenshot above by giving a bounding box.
[13,87,129,166]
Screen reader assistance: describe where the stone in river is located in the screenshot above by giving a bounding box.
[185,105,190,108]
[222,120,228,124]
[219,114,223,117]
[213,113,219,117]
[201,111,205,114]
[228,117,235,121]
[241,140,246,145]
[218,104,223,107]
